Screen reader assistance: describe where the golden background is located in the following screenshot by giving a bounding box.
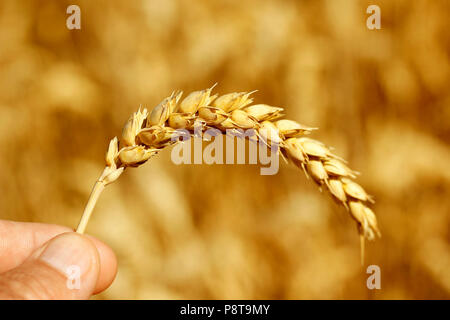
[0,0,449,299]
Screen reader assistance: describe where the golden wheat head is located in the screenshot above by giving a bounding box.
[77,85,380,259]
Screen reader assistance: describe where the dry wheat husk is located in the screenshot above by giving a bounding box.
[77,86,380,258]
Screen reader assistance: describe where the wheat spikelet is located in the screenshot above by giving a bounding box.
[76,86,380,259]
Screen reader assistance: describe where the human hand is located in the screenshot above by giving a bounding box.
[0,220,117,299]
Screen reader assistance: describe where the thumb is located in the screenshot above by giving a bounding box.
[0,232,101,299]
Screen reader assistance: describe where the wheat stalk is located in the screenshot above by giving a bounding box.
[76,85,380,260]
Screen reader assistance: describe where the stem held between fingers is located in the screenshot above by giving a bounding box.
[76,180,106,234]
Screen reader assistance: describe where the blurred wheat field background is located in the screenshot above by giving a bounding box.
[0,0,449,299]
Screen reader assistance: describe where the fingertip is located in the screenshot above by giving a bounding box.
[1,232,102,299]
[85,235,118,294]
[37,232,117,296]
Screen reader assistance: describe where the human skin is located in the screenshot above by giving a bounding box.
[0,220,117,299]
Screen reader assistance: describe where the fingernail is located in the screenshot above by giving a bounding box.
[39,233,97,277]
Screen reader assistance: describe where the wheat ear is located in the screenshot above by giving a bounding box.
[76,86,380,257]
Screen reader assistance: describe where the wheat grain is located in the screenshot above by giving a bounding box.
[76,86,380,258]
